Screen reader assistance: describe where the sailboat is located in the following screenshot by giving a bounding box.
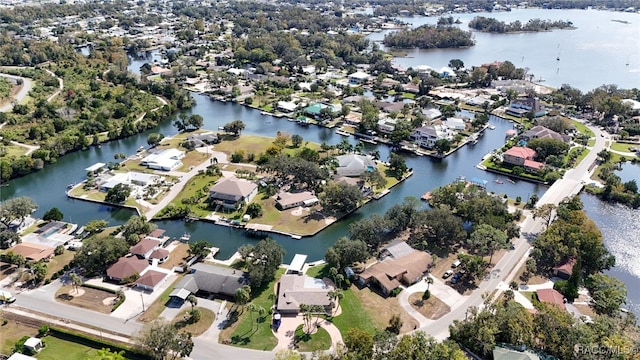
[556,44,561,61]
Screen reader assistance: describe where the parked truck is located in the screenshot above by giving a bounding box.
[0,290,16,303]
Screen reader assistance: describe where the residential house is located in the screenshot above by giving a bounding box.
[502,147,544,172]
[377,118,397,134]
[209,177,258,210]
[492,345,541,360]
[276,274,334,314]
[358,242,432,295]
[335,154,377,177]
[422,108,442,121]
[10,243,55,262]
[135,269,169,292]
[536,288,566,310]
[276,191,318,210]
[169,263,248,301]
[411,125,455,149]
[149,248,170,264]
[185,132,219,148]
[99,172,160,192]
[130,237,161,259]
[375,101,405,114]
[446,117,466,131]
[140,148,184,171]
[520,125,570,143]
[106,256,148,282]
[277,101,298,113]
[348,71,370,85]
[552,258,576,280]
[506,97,547,118]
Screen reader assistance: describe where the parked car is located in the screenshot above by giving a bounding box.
[451,260,461,268]
[443,270,454,279]
[450,272,463,284]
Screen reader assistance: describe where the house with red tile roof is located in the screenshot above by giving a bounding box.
[135,269,168,292]
[106,256,148,282]
[503,147,544,172]
[130,238,161,259]
[537,288,566,310]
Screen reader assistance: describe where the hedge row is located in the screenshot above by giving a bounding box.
[82,282,118,294]
[49,326,148,360]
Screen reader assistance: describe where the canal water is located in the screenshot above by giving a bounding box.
[0,8,638,313]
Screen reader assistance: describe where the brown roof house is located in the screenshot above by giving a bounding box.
[135,269,169,292]
[552,258,576,280]
[275,191,318,210]
[276,274,334,314]
[130,238,161,259]
[209,177,258,210]
[520,125,570,143]
[536,288,566,310]
[106,256,148,282]
[10,243,55,262]
[358,241,432,296]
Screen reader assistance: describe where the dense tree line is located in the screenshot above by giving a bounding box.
[383,24,475,49]
[468,16,575,33]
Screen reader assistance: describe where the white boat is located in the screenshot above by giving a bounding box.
[67,183,75,189]
[260,111,270,116]
[488,125,496,130]
[180,233,191,242]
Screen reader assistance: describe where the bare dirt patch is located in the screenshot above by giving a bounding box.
[351,286,419,334]
[573,304,597,317]
[513,262,549,286]
[408,292,451,320]
[55,285,114,314]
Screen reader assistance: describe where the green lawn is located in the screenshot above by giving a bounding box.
[37,336,102,360]
[294,324,331,352]
[572,120,594,137]
[611,142,636,153]
[160,173,219,218]
[0,144,28,158]
[222,270,282,350]
[328,286,379,336]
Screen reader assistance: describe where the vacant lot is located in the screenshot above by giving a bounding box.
[348,285,418,334]
[408,292,451,320]
[0,312,37,354]
[55,285,115,314]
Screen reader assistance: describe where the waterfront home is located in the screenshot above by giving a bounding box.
[377,118,397,134]
[140,148,184,171]
[502,147,544,172]
[185,132,219,148]
[277,101,298,113]
[446,117,466,131]
[276,274,334,315]
[358,241,432,296]
[99,172,161,192]
[552,258,576,280]
[506,97,547,118]
[209,176,258,210]
[411,125,455,149]
[130,237,161,259]
[169,263,248,301]
[275,191,319,210]
[106,256,148,282]
[536,288,566,310]
[335,154,377,177]
[519,125,570,143]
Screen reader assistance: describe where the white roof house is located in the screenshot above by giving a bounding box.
[140,149,184,171]
[446,117,466,130]
[422,108,442,120]
[348,71,370,85]
[99,172,160,192]
[277,101,298,112]
[336,154,377,177]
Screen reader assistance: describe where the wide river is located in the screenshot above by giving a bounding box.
[1,8,639,313]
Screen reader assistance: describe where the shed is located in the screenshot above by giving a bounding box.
[85,162,106,173]
[24,337,43,353]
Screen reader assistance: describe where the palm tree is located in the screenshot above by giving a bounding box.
[70,273,83,293]
[247,304,258,331]
[328,289,344,316]
[187,294,198,310]
[425,276,434,292]
[234,285,251,313]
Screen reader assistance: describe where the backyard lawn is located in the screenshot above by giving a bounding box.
[611,142,636,153]
[37,336,104,360]
[45,250,75,279]
[572,120,594,137]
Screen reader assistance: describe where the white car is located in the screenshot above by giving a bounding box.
[443,270,454,279]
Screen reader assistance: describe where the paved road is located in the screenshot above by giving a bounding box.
[418,121,608,340]
[0,73,32,113]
